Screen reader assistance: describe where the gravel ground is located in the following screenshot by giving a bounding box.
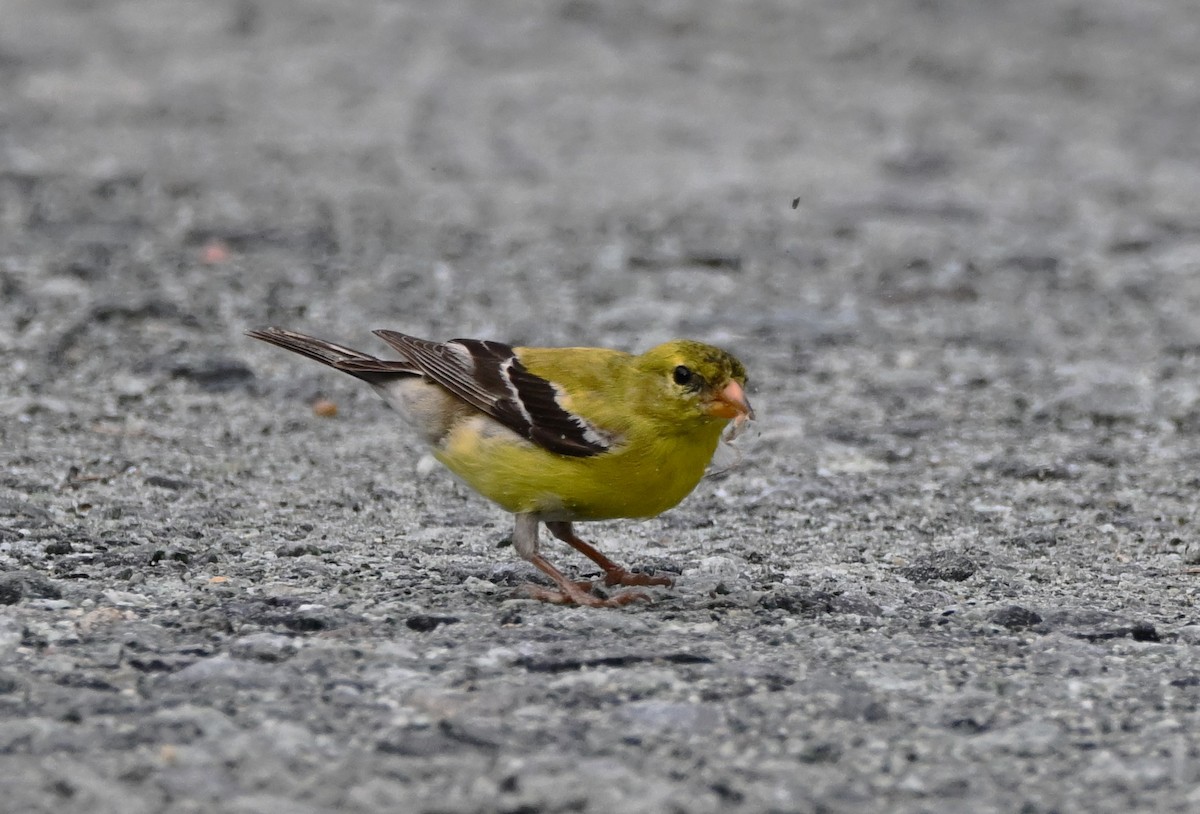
[4,1,1200,812]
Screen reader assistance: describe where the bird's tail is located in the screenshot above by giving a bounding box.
[246,327,419,382]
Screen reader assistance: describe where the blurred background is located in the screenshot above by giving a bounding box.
[7,0,1199,353]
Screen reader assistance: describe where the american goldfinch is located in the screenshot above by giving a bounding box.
[246,327,754,607]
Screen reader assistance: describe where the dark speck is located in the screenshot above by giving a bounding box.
[406,615,460,633]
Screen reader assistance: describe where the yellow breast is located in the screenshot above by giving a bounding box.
[432,415,723,521]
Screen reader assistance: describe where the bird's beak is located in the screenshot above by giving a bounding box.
[707,379,755,421]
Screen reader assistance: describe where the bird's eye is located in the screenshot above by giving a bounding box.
[673,365,694,386]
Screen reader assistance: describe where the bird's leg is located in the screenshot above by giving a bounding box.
[545,521,674,588]
[511,515,651,607]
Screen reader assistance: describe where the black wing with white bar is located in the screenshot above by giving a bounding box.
[373,330,613,458]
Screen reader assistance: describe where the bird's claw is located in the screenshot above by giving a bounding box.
[523,583,652,608]
[601,568,674,588]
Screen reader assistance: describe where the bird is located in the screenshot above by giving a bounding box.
[245,326,754,607]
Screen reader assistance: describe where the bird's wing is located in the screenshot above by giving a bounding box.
[373,330,615,458]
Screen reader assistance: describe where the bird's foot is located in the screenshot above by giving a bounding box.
[601,568,674,589]
[523,582,652,608]
[542,522,674,590]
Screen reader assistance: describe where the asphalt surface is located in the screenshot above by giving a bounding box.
[4,1,1200,812]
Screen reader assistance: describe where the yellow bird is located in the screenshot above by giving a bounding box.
[246,327,754,607]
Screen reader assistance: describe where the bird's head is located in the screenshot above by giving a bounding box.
[636,340,754,431]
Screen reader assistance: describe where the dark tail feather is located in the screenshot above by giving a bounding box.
[246,327,419,383]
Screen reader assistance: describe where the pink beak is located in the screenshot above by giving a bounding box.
[707,379,754,420]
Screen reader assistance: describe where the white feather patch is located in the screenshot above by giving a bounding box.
[444,341,476,372]
[499,357,535,427]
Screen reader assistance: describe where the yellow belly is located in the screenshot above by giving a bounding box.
[432,416,723,521]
